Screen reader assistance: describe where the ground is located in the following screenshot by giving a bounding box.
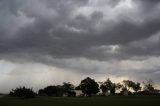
[0,96,160,106]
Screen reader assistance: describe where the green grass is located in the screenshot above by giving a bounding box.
[0,96,160,106]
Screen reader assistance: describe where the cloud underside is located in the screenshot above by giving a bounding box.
[0,0,160,92]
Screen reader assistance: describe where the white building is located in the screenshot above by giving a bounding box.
[74,90,83,96]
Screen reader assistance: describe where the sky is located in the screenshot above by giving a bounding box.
[0,0,160,93]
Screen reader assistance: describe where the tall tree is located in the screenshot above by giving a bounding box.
[143,79,154,92]
[78,77,99,96]
[62,82,75,97]
[110,83,116,94]
[132,82,141,93]
[122,80,135,91]
[116,83,123,92]
[100,78,116,95]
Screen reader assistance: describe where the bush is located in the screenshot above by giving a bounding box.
[39,86,64,97]
[9,86,36,98]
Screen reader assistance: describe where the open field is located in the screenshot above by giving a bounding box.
[0,96,160,106]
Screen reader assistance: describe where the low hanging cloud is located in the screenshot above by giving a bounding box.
[0,0,160,93]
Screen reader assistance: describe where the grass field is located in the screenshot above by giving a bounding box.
[0,96,160,106]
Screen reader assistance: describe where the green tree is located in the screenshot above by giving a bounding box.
[78,77,99,96]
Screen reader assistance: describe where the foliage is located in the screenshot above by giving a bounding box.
[100,78,112,94]
[122,80,135,90]
[116,83,123,91]
[62,82,76,97]
[132,82,141,92]
[100,78,116,95]
[110,83,116,94]
[8,78,159,98]
[38,83,76,97]
[9,86,36,98]
[143,80,155,92]
[78,77,99,96]
[39,85,64,96]
[120,87,132,95]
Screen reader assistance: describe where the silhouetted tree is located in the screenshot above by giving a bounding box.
[143,80,155,92]
[118,80,136,95]
[110,83,116,94]
[121,80,142,93]
[38,89,45,96]
[132,82,141,93]
[120,87,132,96]
[9,86,36,98]
[62,82,75,97]
[100,78,112,95]
[42,85,63,96]
[100,78,116,95]
[78,77,99,96]
[116,83,123,92]
[122,80,135,91]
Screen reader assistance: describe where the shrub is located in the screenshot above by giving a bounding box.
[39,86,64,97]
[9,86,36,98]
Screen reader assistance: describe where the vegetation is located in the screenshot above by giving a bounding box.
[8,77,160,98]
[38,82,75,97]
[62,82,76,97]
[100,78,116,95]
[9,86,36,98]
[77,77,99,96]
[143,79,155,92]
[39,85,63,97]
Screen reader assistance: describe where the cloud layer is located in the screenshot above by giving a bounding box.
[0,0,160,93]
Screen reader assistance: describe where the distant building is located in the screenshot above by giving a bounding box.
[74,90,83,96]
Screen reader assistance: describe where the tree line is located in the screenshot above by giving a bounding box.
[9,77,160,98]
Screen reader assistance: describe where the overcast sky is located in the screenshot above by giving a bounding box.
[0,0,160,93]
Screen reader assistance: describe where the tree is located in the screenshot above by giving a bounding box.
[62,82,75,97]
[122,80,141,93]
[78,77,99,96]
[42,85,63,97]
[110,83,116,94]
[143,79,154,92]
[38,89,45,96]
[116,83,123,92]
[122,80,135,91]
[9,86,36,98]
[132,82,141,93]
[100,78,116,95]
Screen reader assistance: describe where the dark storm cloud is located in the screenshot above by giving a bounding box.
[0,0,160,88]
[0,0,160,63]
[136,0,160,9]
[0,0,160,93]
